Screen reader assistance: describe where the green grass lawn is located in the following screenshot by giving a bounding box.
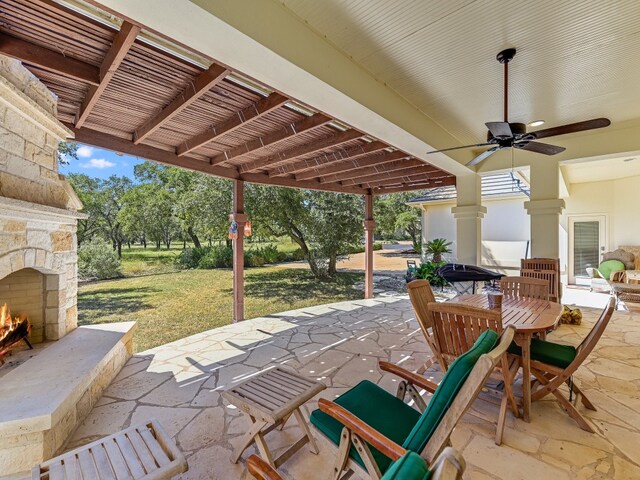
[119,238,301,277]
[78,267,363,352]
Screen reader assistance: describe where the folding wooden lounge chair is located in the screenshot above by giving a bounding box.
[309,327,515,480]
[509,297,615,432]
[246,447,466,480]
[406,279,446,373]
[428,302,520,445]
[500,276,549,300]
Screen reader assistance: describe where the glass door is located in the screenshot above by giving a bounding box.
[568,216,607,284]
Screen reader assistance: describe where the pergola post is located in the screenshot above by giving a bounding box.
[232,180,247,322]
[364,192,376,299]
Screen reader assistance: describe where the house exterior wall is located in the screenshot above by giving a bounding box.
[418,174,640,280]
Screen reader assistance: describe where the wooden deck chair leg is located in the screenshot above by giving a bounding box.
[352,434,382,480]
[495,356,519,445]
[332,428,352,480]
[564,378,597,411]
[230,416,269,464]
[532,370,595,433]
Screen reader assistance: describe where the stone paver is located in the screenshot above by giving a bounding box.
[69,295,640,479]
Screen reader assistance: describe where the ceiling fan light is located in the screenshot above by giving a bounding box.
[529,120,545,127]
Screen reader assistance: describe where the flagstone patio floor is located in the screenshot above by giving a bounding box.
[68,292,640,479]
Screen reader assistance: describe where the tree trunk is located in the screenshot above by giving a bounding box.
[142,235,147,248]
[183,239,186,249]
[187,226,201,249]
[156,240,161,249]
[117,241,123,258]
[328,254,337,276]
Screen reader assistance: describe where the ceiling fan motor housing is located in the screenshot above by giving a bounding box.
[487,122,526,142]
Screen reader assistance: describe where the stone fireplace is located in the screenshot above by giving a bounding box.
[0,56,136,476]
[0,55,83,344]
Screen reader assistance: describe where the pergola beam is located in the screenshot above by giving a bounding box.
[69,126,368,194]
[210,112,332,165]
[341,165,440,187]
[269,140,388,178]
[133,62,229,144]
[176,92,289,156]
[76,22,140,128]
[373,177,457,194]
[360,171,452,189]
[0,32,100,86]
[240,128,363,173]
[316,151,411,183]
[320,158,425,184]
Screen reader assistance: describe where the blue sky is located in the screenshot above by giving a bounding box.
[59,144,144,180]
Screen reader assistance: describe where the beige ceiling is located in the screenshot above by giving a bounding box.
[278,0,640,147]
[562,155,640,184]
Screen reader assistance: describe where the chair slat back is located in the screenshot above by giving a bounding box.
[428,302,502,367]
[500,276,549,300]
[408,280,436,333]
[521,258,561,302]
[421,327,515,464]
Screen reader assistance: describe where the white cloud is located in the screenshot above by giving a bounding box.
[76,145,94,158]
[80,158,116,169]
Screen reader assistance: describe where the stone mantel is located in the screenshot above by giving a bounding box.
[0,196,87,224]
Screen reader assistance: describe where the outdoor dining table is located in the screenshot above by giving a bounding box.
[446,294,563,422]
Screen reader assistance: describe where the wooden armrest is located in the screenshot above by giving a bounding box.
[318,398,406,461]
[247,455,283,480]
[378,361,439,394]
[610,270,625,283]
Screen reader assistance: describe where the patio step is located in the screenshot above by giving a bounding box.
[0,322,136,477]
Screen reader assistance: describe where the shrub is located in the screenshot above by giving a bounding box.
[78,239,122,280]
[198,245,233,269]
[415,260,448,288]
[177,247,209,269]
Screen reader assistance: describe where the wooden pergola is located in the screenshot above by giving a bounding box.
[0,0,456,320]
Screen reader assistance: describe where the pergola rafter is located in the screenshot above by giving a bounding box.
[133,62,229,144]
[320,158,425,184]
[210,112,332,165]
[269,140,388,178]
[316,151,413,183]
[76,22,140,128]
[176,92,289,156]
[340,164,440,187]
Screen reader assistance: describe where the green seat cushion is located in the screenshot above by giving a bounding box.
[310,380,421,473]
[597,259,625,280]
[508,339,577,369]
[382,451,432,480]
[402,329,499,454]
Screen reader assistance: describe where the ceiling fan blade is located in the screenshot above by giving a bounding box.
[426,142,492,154]
[529,118,611,140]
[486,122,512,139]
[466,146,499,167]
[515,141,566,155]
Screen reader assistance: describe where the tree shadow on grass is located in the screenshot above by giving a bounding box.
[77,286,159,324]
[242,269,363,304]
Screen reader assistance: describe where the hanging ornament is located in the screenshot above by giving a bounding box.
[228,220,238,240]
[244,221,252,237]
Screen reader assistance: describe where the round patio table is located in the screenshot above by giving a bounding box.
[446,294,563,422]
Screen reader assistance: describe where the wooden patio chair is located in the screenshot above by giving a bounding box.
[521,258,561,302]
[427,302,520,445]
[500,276,549,300]
[309,327,515,480]
[246,447,466,480]
[407,279,446,373]
[509,297,615,432]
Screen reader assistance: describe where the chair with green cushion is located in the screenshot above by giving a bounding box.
[309,327,515,480]
[246,447,466,480]
[514,298,615,433]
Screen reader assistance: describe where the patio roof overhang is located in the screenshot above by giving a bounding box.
[0,0,456,195]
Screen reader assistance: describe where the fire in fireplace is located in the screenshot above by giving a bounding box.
[0,304,32,365]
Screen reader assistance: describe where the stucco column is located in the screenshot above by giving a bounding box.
[451,174,486,265]
[232,180,246,322]
[364,193,375,299]
[524,162,565,258]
